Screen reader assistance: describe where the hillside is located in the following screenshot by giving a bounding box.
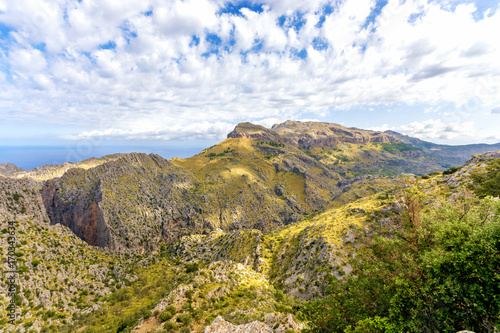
[1,121,500,332]
[16,151,499,332]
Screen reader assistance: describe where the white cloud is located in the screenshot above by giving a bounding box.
[8,48,47,75]
[399,119,475,140]
[0,0,499,143]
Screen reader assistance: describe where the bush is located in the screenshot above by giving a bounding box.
[159,311,173,322]
[193,309,204,321]
[163,322,178,330]
[177,313,192,326]
[165,305,177,314]
[470,158,500,198]
[185,263,198,273]
[442,166,460,175]
[180,327,191,333]
[344,316,397,333]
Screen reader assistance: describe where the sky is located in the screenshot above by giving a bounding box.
[0,0,500,168]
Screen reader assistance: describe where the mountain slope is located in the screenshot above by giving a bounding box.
[25,121,500,254]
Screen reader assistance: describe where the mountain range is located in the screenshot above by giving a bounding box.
[1,120,499,332]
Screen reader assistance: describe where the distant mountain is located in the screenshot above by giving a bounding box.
[385,129,500,167]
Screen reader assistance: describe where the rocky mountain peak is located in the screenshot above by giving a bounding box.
[0,162,24,177]
[272,120,397,149]
[227,122,286,143]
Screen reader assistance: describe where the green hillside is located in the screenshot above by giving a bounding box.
[1,121,500,332]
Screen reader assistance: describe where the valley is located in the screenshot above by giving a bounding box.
[1,121,499,333]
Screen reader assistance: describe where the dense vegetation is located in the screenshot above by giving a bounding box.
[303,178,500,332]
[380,142,419,153]
[470,157,500,198]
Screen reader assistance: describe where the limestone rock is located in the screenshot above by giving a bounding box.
[204,316,273,333]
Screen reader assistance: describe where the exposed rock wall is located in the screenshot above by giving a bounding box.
[41,179,112,248]
[40,153,200,253]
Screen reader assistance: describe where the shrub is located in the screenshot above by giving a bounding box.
[180,327,191,333]
[442,166,460,175]
[177,313,192,326]
[165,305,176,314]
[470,157,500,198]
[303,192,500,332]
[159,311,173,322]
[163,321,178,330]
[185,263,198,273]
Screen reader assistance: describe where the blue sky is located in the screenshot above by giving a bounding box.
[1,0,500,168]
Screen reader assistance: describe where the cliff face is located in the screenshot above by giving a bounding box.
[272,120,397,149]
[41,153,200,253]
[227,122,291,144]
[41,178,111,248]
[228,121,397,150]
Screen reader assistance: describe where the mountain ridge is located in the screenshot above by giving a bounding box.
[1,123,500,332]
[2,120,500,255]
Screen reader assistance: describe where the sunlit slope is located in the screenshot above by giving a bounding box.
[263,191,395,300]
[171,137,342,231]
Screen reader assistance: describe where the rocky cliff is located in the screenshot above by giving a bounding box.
[41,153,200,252]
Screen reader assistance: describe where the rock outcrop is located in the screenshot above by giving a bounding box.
[272,120,397,149]
[0,162,24,177]
[204,316,273,333]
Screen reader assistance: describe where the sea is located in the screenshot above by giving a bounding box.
[0,145,208,170]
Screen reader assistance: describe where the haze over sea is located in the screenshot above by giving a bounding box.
[0,144,210,170]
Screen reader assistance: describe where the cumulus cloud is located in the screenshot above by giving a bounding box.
[0,0,498,143]
[399,119,475,141]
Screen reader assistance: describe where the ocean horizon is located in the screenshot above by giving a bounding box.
[0,145,207,170]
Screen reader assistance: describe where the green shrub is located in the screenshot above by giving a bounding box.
[163,321,178,330]
[470,157,500,198]
[193,309,204,321]
[442,166,460,175]
[165,305,176,314]
[177,313,192,325]
[180,327,191,333]
[159,311,173,322]
[185,263,198,273]
[344,316,397,333]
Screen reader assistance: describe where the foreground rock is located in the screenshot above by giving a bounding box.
[204,316,273,333]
